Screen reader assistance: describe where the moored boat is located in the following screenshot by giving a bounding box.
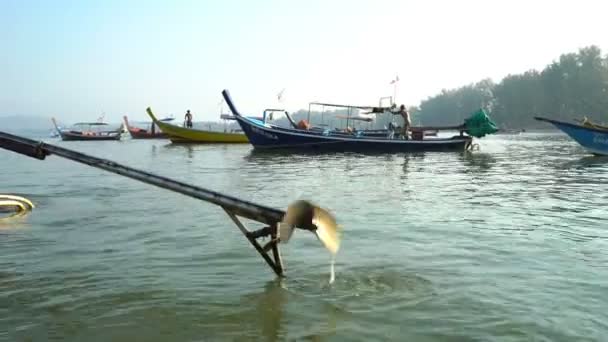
[221,89,498,152]
[535,116,608,155]
[146,108,249,143]
[51,118,122,141]
[123,115,172,139]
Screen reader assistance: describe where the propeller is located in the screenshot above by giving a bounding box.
[278,200,341,255]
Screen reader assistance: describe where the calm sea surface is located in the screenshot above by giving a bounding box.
[1,132,607,341]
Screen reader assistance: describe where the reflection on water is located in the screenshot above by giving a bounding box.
[1,132,608,340]
[461,151,497,172]
[0,212,30,229]
[164,143,195,159]
[562,155,608,170]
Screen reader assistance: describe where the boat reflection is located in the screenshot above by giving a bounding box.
[460,151,497,172]
[237,279,342,340]
[163,143,195,159]
[561,155,608,170]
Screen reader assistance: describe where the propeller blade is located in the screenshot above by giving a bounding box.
[280,200,341,254]
[312,206,340,255]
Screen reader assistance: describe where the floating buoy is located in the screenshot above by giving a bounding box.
[0,195,34,220]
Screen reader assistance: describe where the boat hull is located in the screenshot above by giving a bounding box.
[535,117,608,155]
[123,116,168,139]
[235,115,470,152]
[59,131,122,141]
[146,109,248,143]
[127,129,168,139]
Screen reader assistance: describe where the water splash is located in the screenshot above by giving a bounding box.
[329,256,336,284]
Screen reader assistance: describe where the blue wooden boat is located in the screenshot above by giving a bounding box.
[535,117,608,156]
[221,90,498,152]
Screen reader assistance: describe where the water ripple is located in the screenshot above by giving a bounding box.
[1,132,607,340]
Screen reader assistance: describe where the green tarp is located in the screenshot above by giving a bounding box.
[465,109,498,138]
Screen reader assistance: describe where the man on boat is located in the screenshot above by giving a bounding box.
[184,110,193,128]
[398,105,411,139]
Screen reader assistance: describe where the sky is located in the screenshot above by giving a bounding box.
[1,0,607,123]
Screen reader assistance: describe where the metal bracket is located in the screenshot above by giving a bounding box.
[223,207,284,277]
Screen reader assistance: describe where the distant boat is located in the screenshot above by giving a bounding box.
[52,118,122,141]
[145,108,249,143]
[535,116,608,155]
[222,89,498,152]
[123,115,172,139]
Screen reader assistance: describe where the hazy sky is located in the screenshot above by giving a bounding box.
[1,0,606,122]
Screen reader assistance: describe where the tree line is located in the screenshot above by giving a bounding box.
[415,45,608,129]
[238,46,608,131]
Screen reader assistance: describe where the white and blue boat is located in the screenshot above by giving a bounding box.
[535,117,608,156]
[221,89,498,153]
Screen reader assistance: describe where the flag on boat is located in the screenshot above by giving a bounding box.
[390,75,399,84]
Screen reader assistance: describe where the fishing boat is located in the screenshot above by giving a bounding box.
[221,89,498,152]
[51,118,122,141]
[535,116,608,155]
[123,115,173,139]
[145,108,249,143]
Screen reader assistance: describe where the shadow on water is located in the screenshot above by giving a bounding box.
[0,212,31,230]
[561,155,608,170]
[161,143,195,159]
[247,146,441,157]
[243,149,366,167]
[244,149,428,165]
[234,265,435,340]
[399,152,427,177]
[460,151,497,172]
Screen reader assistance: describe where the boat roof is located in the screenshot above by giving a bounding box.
[73,122,109,126]
[220,114,237,120]
[335,115,373,122]
[309,102,392,111]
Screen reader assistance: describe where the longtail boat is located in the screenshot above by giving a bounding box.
[146,108,249,143]
[52,118,122,141]
[123,115,172,139]
[0,131,340,277]
[535,116,608,155]
[221,89,498,152]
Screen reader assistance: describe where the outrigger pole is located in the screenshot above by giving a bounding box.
[0,131,333,277]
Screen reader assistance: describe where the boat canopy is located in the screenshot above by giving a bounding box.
[335,115,373,122]
[73,122,109,126]
[309,102,393,112]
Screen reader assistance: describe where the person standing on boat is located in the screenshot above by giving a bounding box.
[184,110,193,128]
[398,105,411,139]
